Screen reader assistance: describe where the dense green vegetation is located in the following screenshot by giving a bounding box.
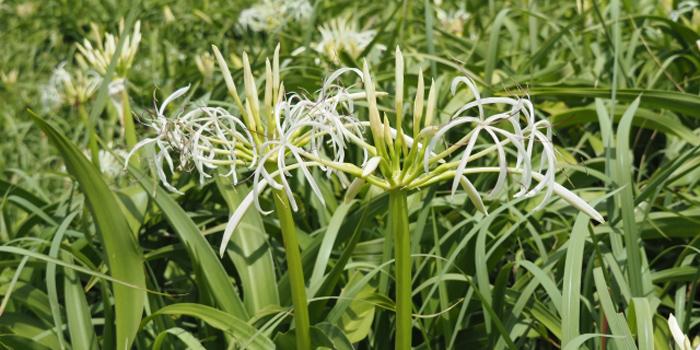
[1,0,700,349]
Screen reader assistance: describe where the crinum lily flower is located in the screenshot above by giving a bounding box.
[669,314,700,350]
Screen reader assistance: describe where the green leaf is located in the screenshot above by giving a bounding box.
[28,111,145,350]
[615,96,644,297]
[528,88,700,118]
[593,267,636,350]
[152,327,207,350]
[140,303,273,350]
[549,106,700,146]
[215,174,279,315]
[126,164,248,319]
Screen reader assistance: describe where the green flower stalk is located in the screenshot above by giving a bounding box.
[130,44,604,350]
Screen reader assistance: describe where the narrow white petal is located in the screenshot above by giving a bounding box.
[530,172,604,223]
[158,85,190,116]
[669,314,688,350]
[344,178,365,203]
[219,179,268,257]
[362,156,382,177]
[460,175,488,215]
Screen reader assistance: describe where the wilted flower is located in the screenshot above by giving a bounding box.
[123,86,253,194]
[238,0,312,32]
[668,314,700,350]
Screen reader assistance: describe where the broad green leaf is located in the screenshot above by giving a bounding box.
[215,174,279,315]
[529,88,700,118]
[152,327,206,350]
[593,267,636,350]
[126,164,248,319]
[139,303,273,350]
[29,111,145,350]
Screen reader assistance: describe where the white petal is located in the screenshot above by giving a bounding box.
[362,156,382,177]
[459,175,487,215]
[669,314,687,350]
[530,172,604,223]
[159,85,190,116]
[344,178,365,203]
[219,179,268,257]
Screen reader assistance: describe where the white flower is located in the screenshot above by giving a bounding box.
[669,314,700,350]
[49,62,102,105]
[124,86,192,194]
[238,0,312,32]
[1,69,18,85]
[435,8,470,36]
[126,86,258,194]
[252,93,347,214]
[76,19,141,77]
[424,75,533,203]
[315,17,386,63]
[40,83,62,112]
[669,1,699,21]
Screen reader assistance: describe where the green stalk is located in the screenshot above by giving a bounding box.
[390,189,411,350]
[272,187,310,350]
[78,103,101,169]
[121,86,140,167]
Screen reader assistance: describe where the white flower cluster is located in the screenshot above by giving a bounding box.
[131,46,605,255]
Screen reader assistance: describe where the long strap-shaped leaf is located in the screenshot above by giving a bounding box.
[125,164,249,320]
[29,111,145,350]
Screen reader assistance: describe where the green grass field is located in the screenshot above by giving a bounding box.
[1,0,700,349]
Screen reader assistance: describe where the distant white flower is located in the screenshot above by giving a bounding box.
[668,313,700,350]
[40,83,62,112]
[435,8,470,36]
[1,69,18,85]
[15,1,37,17]
[238,0,312,32]
[315,17,386,63]
[76,19,141,78]
[195,52,216,82]
[49,62,102,105]
[669,1,698,21]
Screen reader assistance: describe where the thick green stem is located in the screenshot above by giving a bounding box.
[390,189,412,350]
[272,188,310,350]
[78,103,101,169]
[121,86,140,167]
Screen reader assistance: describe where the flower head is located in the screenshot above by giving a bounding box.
[315,16,386,63]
